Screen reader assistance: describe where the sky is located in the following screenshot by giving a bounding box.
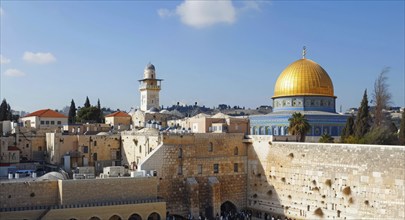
[0,0,404,113]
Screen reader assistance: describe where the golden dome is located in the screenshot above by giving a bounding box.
[273,58,334,98]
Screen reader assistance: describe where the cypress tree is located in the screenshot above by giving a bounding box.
[341,116,354,142]
[6,104,12,120]
[0,99,8,121]
[399,111,405,145]
[84,96,91,108]
[355,89,371,138]
[68,99,77,124]
[97,99,102,123]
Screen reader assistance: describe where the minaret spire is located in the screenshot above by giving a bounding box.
[302,46,307,59]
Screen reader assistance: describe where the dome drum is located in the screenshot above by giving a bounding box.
[273,96,336,113]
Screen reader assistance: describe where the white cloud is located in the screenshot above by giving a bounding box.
[4,69,26,77]
[23,51,56,64]
[175,0,236,28]
[158,0,265,29]
[158,8,175,18]
[0,55,11,64]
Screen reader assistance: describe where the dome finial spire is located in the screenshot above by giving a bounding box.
[302,46,307,59]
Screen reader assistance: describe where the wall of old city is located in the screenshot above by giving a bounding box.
[141,133,248,218]
[58,177,158,205]
[0,180,59,209]
[247,135,405,219]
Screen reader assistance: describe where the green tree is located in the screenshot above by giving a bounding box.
[362,126,397,145]
[399,111,405,145]
[97,99,103,123]
[84,96,91,108]
[355,89,370,138]
[288,112,311,142]
[6,104,12,120]
[341,116,355,142]
[68,99,77,124]
[0,99,8,121]
[319,133,334,143]
[77,106,101,123]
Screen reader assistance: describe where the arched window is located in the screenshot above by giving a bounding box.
[128,213,142,220]
[178,148,183,158]
[208,142,213,152]
[234,147,238,156]
[109,215,122,220]
[147,212,161,220]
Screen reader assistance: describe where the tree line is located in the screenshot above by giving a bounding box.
[68,96,104,124]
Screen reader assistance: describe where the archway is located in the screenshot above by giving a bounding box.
[109,215,122,220]
[221,201,237,217]
[89,217,101,220]
[147,212,161,220]
[128,213,142,220]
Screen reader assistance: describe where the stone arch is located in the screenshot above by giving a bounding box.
[128,213,142,220]
[221,201,237,215]
[147,212,161,220]
[109,214,123,220]
[89,217,101,220]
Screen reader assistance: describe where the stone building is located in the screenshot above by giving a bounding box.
[167,112,249,134]
[250,49,348,140]
[46,132,121,174]
[121,128,162,170]
[105,111,132,131]
[20,109,68,129]
[141,133,248,219]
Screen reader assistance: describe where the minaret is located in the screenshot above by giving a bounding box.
[138,63,163,111]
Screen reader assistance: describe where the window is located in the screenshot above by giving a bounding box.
[57,121,61,125]
[139,145,142,153]
[208,142,213,152]
[26,144,29,148]
[94,141,97,146]
[177,165,183,175]
[83,146,89,153]
[178,148,183,158]
[213,164,219,174]
[234,163,238,172]
[197,164,202,174]
[40,121,44,125]
[234,147,238,155]
[45,121,49,125]
[51,121,55,125]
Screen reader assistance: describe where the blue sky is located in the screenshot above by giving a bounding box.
[1,1,404,113]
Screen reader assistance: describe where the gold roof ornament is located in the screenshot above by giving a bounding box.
[273,48,335,98]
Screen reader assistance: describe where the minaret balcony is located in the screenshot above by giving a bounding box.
[139,85,161,90]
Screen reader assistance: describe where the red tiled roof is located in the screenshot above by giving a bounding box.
[23,109,68,118]
[105,111,130,118]
[8,146,21,151]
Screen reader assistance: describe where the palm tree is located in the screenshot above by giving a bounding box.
[288,112,311,142]
[319,133,334,143]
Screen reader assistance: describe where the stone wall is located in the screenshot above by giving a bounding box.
[247,136,405,219]
[58,177,158,205]
[141,133,248,218]
[0,180,59,208]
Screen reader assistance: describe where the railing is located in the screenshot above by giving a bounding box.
[0,198,165,212]
[139,85,161,90]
